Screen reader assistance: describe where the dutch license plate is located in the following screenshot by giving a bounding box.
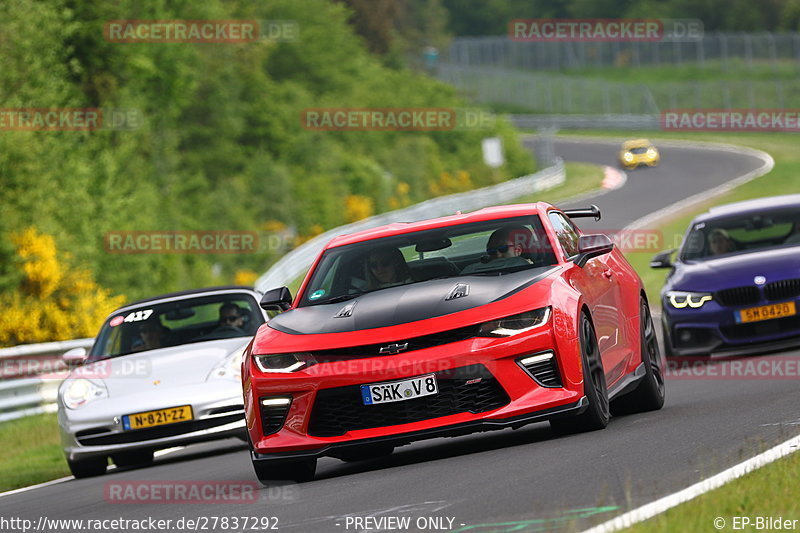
[123,405,193,430]
[361,374,438,405]
[737,301,797,324]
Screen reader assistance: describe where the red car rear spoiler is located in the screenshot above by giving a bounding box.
[563,204,601,221]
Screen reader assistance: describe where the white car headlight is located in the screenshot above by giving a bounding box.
[63,378,108,409]
[666,291,713,309]
[646,148,657,157]
[207,348,245,381]
[623,152,634,161]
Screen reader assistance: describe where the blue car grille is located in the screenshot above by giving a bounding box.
[765,278,800,301]
[715,279,800,307]
[715,286,759,307]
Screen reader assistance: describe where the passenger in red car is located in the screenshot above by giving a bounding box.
[365,247,411,290]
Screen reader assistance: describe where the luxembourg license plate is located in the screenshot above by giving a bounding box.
[122,405,193,430]
[737,301,797,324]
[361,374,438,405]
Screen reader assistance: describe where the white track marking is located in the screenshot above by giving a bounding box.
[0,476,74,498]
[0,446,185,498]
[580,434,800,533]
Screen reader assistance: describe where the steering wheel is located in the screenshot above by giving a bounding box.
[213,325,245,335]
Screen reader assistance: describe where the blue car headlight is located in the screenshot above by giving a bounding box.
[666,291,713,309]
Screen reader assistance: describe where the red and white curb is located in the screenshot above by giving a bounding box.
[602,166,627,190]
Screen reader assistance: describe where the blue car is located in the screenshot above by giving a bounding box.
[651,194,800,357]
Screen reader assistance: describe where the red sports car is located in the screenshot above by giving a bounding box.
[243,203,665,482]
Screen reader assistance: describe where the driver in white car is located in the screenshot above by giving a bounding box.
[217,303,245,331]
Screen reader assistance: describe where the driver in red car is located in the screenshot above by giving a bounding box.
[462,225,534,274]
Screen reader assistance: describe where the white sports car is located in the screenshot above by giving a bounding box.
[58,286,267,478]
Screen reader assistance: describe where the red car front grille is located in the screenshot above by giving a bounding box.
[307,365,509,437]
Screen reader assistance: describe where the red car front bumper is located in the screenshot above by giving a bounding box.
[244,322,586,460]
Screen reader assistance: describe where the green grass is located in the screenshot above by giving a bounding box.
[0,413,70,492]
[624,450,800,532]
[559,59,800,83]
[469,61,800,114]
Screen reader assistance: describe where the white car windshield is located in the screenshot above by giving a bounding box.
[89,293,264,360]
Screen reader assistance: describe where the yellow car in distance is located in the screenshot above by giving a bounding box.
[619,139,660,169]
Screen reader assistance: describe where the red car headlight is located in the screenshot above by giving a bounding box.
[478,307,551,337]
[253,352,317,373]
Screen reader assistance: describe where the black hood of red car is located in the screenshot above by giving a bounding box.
[267,267,557,335]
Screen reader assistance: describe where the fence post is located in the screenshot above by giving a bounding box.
[697,36,704,67]
[767,32,777,74]
[794,34,800,72]
[744,33,753,70]
[720,33,728,72]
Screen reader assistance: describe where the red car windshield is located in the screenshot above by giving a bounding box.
[298,215,558,307]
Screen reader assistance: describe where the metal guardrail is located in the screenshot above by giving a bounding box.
[0,378,61,423]
[256,159,565,291]
[0,338,94,361]
[0,338,94,423]
[510,114,660,130]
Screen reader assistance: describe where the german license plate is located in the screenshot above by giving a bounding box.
[737,301,797,323]
[361,374,438,405]
[123,405,193,430]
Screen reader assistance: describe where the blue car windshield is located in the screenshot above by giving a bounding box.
[681,208,800,261]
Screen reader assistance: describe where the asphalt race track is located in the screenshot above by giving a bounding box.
[2,138,795,533]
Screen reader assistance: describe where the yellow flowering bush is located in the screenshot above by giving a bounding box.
[388,181,411,210]
[344,194,374,223]
[0,228,125,347]
[429,170,472,196]
[293,224,325,247]
[234,269,259,287]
